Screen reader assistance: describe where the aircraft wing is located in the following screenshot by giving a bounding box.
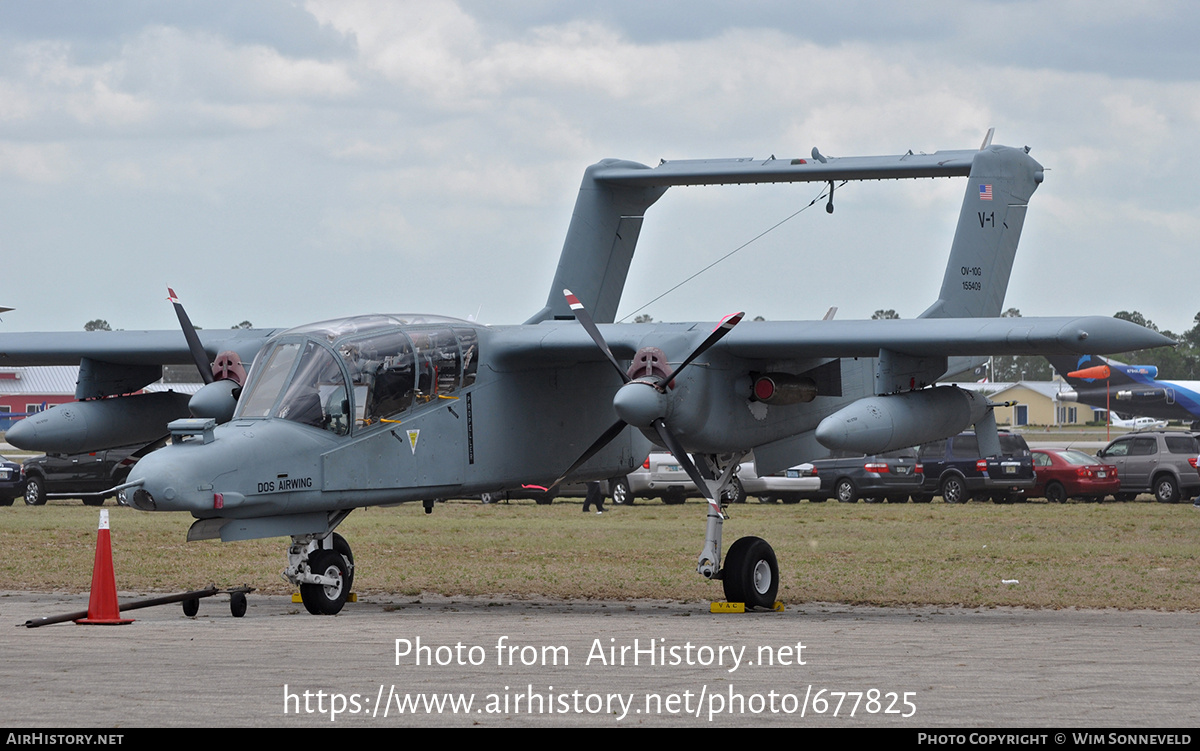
[0,328,283,367]
[491,316,1173,369]
[714,316,1174,360]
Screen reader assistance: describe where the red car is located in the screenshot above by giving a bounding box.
[1030,448,1120,503]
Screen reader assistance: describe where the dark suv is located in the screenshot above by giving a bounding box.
[1095,431,1200,503]
[808,449,924,503]
[915,431,1035,503]
[22,444,152,506]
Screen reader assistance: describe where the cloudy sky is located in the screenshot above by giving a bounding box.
[1,1,1197,334]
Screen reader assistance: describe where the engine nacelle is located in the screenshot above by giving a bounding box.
[6,391,191,453]
[814,386,991,455]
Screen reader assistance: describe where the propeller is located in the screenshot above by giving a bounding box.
[551,289,744,511]
[167,287,247,423]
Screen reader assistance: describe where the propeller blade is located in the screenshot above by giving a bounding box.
[563,289,629,384]
[651,418,721,511]
[167,287,214,385]
[660,312,744,388]
[548,418,628,490]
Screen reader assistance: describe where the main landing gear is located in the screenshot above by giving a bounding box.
[284,529,356,615]
[695,453,780,610]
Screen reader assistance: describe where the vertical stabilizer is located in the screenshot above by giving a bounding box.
[526,159,667,324]
[919,145,1044,320]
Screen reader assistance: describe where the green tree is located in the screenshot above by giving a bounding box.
[84,319,111,331]
[871,309,899,320]
[232,320,253,329]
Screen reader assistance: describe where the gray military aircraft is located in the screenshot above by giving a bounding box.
[0,137,1171,614]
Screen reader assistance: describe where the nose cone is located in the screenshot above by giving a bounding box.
[125,444,217,513]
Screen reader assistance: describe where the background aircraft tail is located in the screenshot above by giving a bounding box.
[919,145,1044,320]
[1047,354,1144,387]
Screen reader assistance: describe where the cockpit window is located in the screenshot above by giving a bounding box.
[275,341,351,435]
[339,326,480,426]
[236,342,300,418]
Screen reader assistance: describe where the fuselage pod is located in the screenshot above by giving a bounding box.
[814,386,990,455]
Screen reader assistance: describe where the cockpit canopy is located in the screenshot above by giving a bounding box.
[233,315,479,436]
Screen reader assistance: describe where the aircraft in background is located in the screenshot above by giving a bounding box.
[0,138,1170,615]
[1049,355,1200,431]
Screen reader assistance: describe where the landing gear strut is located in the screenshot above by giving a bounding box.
[284,526,356,616]
[693,453,780,609]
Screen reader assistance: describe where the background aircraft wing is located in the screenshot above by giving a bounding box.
[0,329,282,367]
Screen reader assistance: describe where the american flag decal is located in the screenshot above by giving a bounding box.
[979,184,993,201]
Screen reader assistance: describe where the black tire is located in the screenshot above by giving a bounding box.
[884,495,908,503]
[721,476,746,505]
[332,532,355,593]
[807,496,827,503]
[300,549,349,615]
[940,475,967,504]
[835,478,858,503]
[609,476,633,506]
[662,490,686,505]
[781,495,803,504]
[480,491,504,504]
[182,598,199,617]
[23,476,46,506]
[0,496,14,507]
[82,496,105,507]
[1115,492,1137,502]
[230,591,247,618]
[1045,482,1067,504]
[1153,475,1179,504]
[911,494,933,503]
[533,488,557,505]
[722,536,779,609]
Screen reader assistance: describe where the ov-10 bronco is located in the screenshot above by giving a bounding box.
[0,135,1170,614]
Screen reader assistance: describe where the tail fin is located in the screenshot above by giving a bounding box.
[527,146,987,324]
[1048,354,1142,387]
[919,145,1044,320]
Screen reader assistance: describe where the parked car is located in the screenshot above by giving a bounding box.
[1095,431,1200,503]
[807,449,924,503]
[22,443,152,506]
[742,461,821,504]
[1029,448,1120,502]
[914,431,1035,503]
[0,455,23,506]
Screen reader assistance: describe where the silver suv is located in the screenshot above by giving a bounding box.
[1095,431,1200,503]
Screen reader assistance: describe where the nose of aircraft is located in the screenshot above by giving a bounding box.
[125,443,218,512]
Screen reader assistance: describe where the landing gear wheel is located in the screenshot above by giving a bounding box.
[609,476,633,506]
[662,490,686,505]
[721,536,779,609]
[836,478,858,503]
[1045,482,1067,504]
[911,494,933,503]
[721,476,746,504]
[230,591,247,618]
[332,532,355,594]
[23,477,45,506]
[82,496,104,506]
[300,549,349,615]
[1154,476,1179,504]
[182,598,199,617]
[941,476,967,504]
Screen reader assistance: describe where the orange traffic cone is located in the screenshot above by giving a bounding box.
[75,510,134,625]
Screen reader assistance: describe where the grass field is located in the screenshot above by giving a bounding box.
[3,496,1197,610]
